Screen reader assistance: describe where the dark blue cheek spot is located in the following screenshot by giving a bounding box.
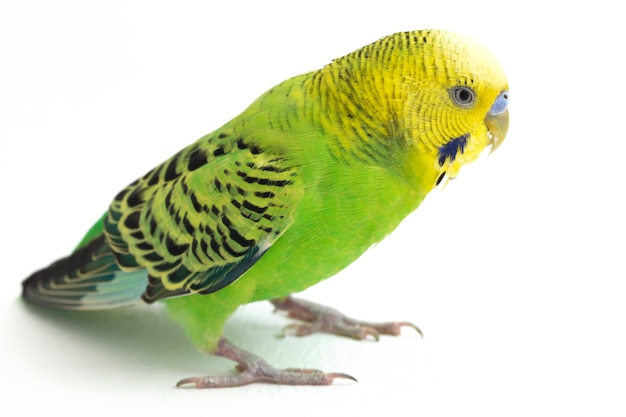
[438,134,469,166]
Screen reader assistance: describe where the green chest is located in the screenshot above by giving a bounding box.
[246,162,423,301]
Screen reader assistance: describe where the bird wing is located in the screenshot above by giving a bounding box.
[104,133,303,303]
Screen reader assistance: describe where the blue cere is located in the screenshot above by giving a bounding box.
[488,91,509,116]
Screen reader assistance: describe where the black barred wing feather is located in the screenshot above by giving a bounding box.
[22,235,149,309]
[104,133,302,303]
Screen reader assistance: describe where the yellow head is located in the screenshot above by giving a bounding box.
[319,30,509,190]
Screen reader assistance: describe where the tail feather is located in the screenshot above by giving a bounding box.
[22,235,148,310]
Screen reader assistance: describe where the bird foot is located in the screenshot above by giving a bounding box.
[271,295,422,341]
[176,338,355,388]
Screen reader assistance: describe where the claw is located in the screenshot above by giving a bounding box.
[377,321,423,338]
[326,373,358,383]
[280,322,315,337]
[176,377,204,388]
[400,322,423,338]
[271,296,423,341]
[176,338,356,388]
[359,327,381,342]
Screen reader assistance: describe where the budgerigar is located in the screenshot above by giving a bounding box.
[22,30,509,388]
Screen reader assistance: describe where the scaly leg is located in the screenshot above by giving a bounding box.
[271,295,422,341]
[177,338,355,388]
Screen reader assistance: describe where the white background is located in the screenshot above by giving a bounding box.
[1,1,624,415]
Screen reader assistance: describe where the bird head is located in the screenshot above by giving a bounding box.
[314,30,509,191]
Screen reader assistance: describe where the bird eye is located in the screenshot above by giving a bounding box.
[449,86,476,108]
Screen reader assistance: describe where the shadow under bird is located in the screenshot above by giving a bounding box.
[23,29,509,388]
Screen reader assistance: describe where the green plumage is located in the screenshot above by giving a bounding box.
[22,30,509,387]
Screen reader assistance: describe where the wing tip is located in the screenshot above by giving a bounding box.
[20,235,147,311]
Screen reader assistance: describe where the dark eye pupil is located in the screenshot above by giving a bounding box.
[450,86,475,107]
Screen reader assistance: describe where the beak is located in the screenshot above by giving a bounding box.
[485,91,509,153]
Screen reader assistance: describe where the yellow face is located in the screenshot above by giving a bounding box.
[401,30,509,186]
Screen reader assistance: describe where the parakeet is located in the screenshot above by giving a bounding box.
[22,29,509,388]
